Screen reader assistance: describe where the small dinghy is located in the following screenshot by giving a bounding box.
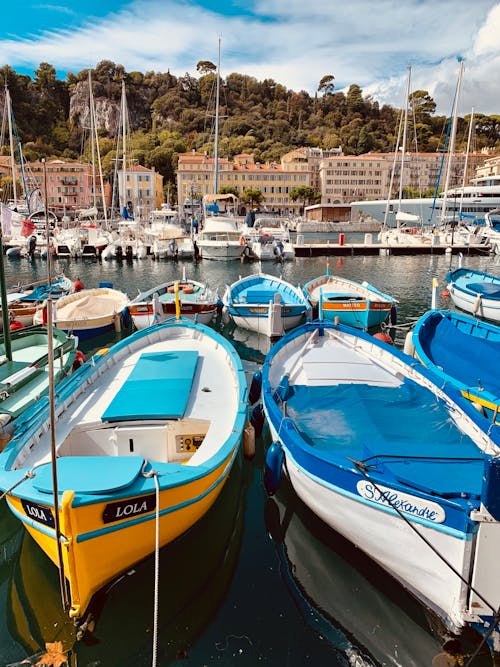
[222,273,310,337]
[303,269,396,330]
[33,287,129,340]
[447,266,500,323]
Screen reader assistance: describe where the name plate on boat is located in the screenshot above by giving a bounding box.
[356,481,445,523]
[21,499,55,528]
[103,494,156,524]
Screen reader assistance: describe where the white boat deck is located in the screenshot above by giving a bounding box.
[17,327,240,470]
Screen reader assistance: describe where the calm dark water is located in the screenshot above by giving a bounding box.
[1,249,499,667]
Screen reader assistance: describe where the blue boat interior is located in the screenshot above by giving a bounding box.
[33,455,145,494]
[102,350,199,421]
[420,315,500,394]
[285,382,484,499]
[231,277,304,305]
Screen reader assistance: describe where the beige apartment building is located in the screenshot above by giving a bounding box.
[118,164,164,219]
[177,150,315,215]
[475,154,500,179]
[319,152,485,204]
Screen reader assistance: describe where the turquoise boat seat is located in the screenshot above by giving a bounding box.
[468,282,500,298]
[34,455,145,494]
[102,350,199,422]
[243,287,277,304]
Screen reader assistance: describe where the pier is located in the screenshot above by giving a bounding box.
[293,242,490,257]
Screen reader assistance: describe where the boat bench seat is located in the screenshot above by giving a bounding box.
[102,350,199,422]
[468,283,500,298]
[242,289,277,304]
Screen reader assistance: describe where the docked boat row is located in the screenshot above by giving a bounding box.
[1,253,500,659]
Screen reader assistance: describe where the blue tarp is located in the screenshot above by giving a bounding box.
[286,382,483,497]
[102,350,199,421]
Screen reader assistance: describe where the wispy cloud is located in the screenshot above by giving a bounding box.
[0,0,498,113]
[33,4,76,15]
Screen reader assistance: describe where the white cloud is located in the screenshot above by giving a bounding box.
[0,0,498,113]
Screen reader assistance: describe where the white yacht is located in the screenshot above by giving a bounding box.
[144,207,194,259]
[240,216,295,260]
[197,194,244,261]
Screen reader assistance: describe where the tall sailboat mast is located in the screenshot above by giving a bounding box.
[5,86,18,208]
[213,38,221,196]
[440,59,465,225]
[397,66,411,209]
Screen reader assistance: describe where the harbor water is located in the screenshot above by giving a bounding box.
[0,249,498,667]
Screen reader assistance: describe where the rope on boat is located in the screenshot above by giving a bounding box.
[347,457,500,621]
[0,469,35,501]
[142,463,160,667]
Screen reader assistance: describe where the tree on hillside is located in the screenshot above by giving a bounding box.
[196,60,216,74]
[318,75,335,95]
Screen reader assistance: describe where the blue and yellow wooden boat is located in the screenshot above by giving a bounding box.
[411,309,500,421]
[0,319,247,622]
[303,269,396,330]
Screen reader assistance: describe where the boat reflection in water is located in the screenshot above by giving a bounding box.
[265,477,448,667]
[5,451,246,666]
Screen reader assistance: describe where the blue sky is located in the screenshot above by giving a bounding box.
[1,0,500,114]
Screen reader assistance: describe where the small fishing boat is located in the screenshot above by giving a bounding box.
[302,269,396,330]
[262,320,500,653]
[410,309,500,421]
[222,273,310,337]
[2,276,75,329]
[32,287,129,340]
[127,271,218,329]
[0,318,247,622]
[447,266,500,323]
[0,325,77,431]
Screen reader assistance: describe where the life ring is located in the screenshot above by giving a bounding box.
[239,236,246,246]
[167,285,175,293]
[181,284,194,294]
[72,349,87,371]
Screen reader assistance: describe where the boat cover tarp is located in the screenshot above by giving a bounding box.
[467,282,500,299]
[420,316,500,394]
[102,350,199,421]
[286,382,483,497]
[57,293,123,319]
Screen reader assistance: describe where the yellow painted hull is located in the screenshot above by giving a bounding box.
[7,451,235,620]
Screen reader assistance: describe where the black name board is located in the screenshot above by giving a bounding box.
[21,499,55,528]
[103,494,156,524]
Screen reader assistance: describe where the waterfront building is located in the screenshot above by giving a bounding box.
[117,164,164,219]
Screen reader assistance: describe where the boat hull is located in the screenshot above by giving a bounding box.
[309,298,392,329]
[262,321,500,651]
[231,310,304,337]
[5,449,236,620]
[197,242,243,260]
[129,303,216,329]
[0,319,247,621]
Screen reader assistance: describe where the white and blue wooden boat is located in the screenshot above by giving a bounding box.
[32,287,129,340]
[447,267,500,323]
[0,325,77,431]
[411,309,500,422]
[263,320,500,653]
[0,318,247,622]
[222,273,310,337]
[302,270,396,330]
